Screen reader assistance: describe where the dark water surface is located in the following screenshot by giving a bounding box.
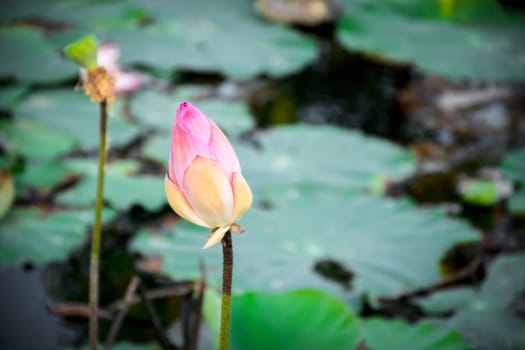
[0,267,82,350]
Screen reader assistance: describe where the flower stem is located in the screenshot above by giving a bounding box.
[219,231,233,350]
[89,100,108,350]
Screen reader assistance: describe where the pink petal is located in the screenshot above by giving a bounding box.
[176,101,211,143]
[97,43,120,75]
[209,121,241,176]
[170,125,214,187]
[114,71,148,95]
[168,147,179,187]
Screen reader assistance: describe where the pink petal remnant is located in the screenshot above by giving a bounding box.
[114,71,148,95]
[81,43,148,95]
[165,101,253,248]
[97,43,120,75]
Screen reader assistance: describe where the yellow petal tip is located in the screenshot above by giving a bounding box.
[202,226,231,250]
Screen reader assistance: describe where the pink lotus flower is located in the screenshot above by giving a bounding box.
[81,43,148,95]
[165,102,252,249]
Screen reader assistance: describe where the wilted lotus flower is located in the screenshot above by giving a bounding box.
[81,43,147,95]
[165,102,252,249]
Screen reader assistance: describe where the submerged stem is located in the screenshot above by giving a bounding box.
[219,231,233,350]
[89,100,108,350]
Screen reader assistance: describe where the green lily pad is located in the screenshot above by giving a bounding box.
[336,0,525,82]
[0,27,76,83]
[131,86,255,137]
[447,310,525,350]
[414,287,477,314]
[97,0,317,79]
[132,186,479,301]
[14,90,140,151]
[0,85,29,110]
[15,160,72,195]
[239,125,416,192]
[502,148,525,183]
[43,0,316,78]
[56,159,165,211]
[360,318,469,350]
[501,148,525,214]
[142,135,170,166]
[203,289,361,350]
[0,207,116,266]
[426,254,525,350]
[478,254,525,308]
[143,124,416,193]
[0,0,136,29]
[0,117,76,160]
[509,190,525,214]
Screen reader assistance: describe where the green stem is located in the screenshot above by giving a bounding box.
[219,231,233,350]
[89,100,108,350]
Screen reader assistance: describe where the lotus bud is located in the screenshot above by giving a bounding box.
[165,101,252,249]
